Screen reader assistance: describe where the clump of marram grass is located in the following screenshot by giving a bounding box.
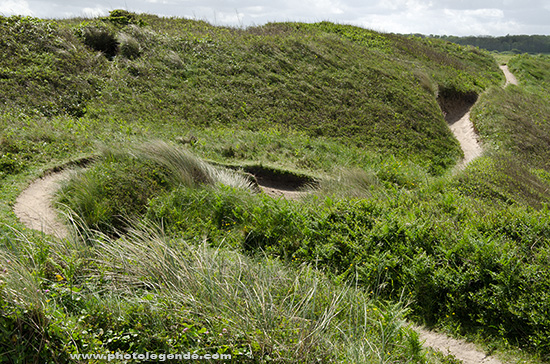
[0,248,46,311]
[135,140,256,191]
[117,32,141,59]
[318,168,381,198]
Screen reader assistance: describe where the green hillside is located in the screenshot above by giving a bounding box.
[2,11,550,363]
[1,14,503,175]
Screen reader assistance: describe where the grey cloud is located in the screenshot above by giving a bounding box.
[1,0,549,35]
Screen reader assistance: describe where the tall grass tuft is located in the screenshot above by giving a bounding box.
[0,248,45,311]
[319,168,381,198]
[136,140,256,190]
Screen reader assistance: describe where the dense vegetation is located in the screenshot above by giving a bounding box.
[427,34,550,54]
[2,10,550,363]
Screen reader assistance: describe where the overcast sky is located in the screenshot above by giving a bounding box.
[1,0,550,36]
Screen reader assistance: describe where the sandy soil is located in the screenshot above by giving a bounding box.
[500,65,519,86]
[13,170,71,239]
[260,186,307,199]
[415,326,503,364]
[449,107,483,168]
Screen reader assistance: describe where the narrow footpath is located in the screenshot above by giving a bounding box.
[13,170,71,239]
[447,64,518,169]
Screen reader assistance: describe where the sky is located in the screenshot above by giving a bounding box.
[1,0,550,36]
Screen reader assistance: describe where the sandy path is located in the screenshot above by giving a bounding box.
[413,65,519,363]
[415,326,503,364]
[449,64,518,169]
[500,65,519,86]
[260,186,306,199]
[449,108,483,168]
[13,171,71,239]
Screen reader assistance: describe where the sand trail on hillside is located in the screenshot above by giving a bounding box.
[500,64,519,86]
[448,107,483,168]
[446,64,518,169]
[13,170,71,239]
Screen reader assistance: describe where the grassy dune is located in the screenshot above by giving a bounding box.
[1,11,550,363]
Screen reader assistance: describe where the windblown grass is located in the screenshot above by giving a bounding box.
[0,219,434,363]
[135,140,255,190]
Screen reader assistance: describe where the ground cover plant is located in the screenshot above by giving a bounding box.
[1,10,550,363]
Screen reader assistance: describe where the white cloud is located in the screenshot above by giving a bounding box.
[82,7,107,17]
[352,4,523,36]
[1,0,548,35]
[0,0,33,16]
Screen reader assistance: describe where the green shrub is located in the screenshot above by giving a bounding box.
[104,9,146,27]
[58,152,170,234]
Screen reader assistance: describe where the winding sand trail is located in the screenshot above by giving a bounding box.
[13,170,72,239]
[448,64,518,169]
[449,106,482,168]
[12,65,519,363]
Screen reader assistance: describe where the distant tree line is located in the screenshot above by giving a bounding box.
[419,34,550,54]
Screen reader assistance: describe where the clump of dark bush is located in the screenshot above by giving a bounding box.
[75,10,146,59]
[77,23,119,59]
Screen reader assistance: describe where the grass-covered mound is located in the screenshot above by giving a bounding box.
[1,12,502,175]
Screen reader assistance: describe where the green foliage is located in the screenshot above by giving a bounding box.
[1,15,503,173]
[468,54,550,209]
[509,54,550,88]
[146,182,550,359]
[0,16,106,116]
[0,222,432,363]
[58,151,171,234]
[0,152,24,178]
[103,9,147,27]
[58,142,256,235]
